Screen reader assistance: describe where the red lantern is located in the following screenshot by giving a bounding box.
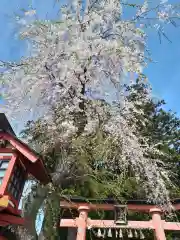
[0,113,49,231]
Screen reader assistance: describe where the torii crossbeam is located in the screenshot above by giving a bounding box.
[60,197,180,240]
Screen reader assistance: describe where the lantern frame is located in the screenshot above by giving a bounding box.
[0,129,50,216]
[0,153,27,210]
[0,154,16,196]
[0,113,50,236]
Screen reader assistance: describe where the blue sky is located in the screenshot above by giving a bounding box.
[145,24,180,115]
[0,0,179,117]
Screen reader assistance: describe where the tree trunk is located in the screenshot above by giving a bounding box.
[23,185,48,240]
[40,192,61,240]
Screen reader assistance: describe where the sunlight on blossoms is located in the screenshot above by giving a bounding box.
[24,9,36,16]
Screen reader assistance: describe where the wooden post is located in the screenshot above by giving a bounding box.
[150,208,166,240]
[76,206,89,240]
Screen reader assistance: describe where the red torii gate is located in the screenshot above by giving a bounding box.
[60,197,180,240]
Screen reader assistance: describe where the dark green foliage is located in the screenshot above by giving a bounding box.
[125,79,180,196]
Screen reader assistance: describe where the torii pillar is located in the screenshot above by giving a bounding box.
[76,206,89,240]
[150,208,166,240]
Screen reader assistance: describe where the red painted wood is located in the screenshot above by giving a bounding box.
[5,157,28,209]
[59,204,180,235]
[0,213,25,226]
[0,133,38,163]
[60,201,156,212]
[76,207,89,240]
[0,155,16,196]
[163,221,180,230]
[0,154,25,211]
[60,200,180,213]
[0,132,49,184]
[60,219,78,227]
[20,156,49,184]
[60,218,154,229]
[0,148,15,153]
[60,218,180,231]
[0,195,21,216]
[88,219,154,229]
[5,202,21,216]
[150,208,166,240]
[173,203,180,211]
[0,236,7,240]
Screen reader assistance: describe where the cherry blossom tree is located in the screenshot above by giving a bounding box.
[1,0,177,203]
[0,0,180,238]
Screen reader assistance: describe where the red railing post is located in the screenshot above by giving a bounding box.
[76,206,89,240]
[150,208,166,240]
